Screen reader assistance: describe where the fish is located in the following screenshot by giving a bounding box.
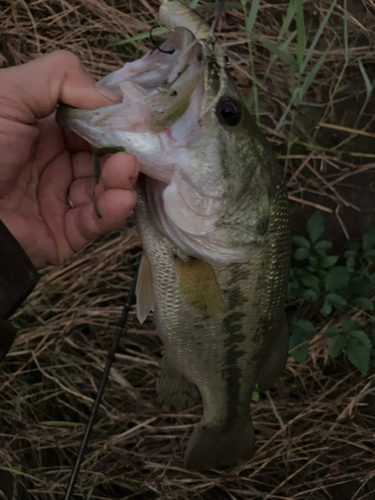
[56,0,291,471]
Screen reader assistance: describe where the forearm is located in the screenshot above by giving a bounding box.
[0,221,39,360]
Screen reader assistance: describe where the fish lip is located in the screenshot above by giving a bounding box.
[56,101,127,127]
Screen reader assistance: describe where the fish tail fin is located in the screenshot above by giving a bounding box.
[184,416,255,471]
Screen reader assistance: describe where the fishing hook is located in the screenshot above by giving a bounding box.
[149,26,175,54]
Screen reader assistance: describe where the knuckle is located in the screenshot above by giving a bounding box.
[51,50,81,68]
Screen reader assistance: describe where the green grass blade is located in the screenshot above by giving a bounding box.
[276,87,301,131]
[111,27,168,47]
[359,60,372,100]
[262,31,297,83]
[299,0,338,74]
[355,60,375,128]
[246,0,261,33]
[295,0,306,66]
[298,41,334,103]
[279,0,297,39]
[196,2,238,10]
[343,0,348,61]
[259,38,299,69]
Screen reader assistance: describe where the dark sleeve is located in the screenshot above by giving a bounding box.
[0,221,39,361]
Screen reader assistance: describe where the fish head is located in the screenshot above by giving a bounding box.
[57,1,275,264]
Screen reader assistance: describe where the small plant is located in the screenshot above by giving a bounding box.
[288,212,375,374]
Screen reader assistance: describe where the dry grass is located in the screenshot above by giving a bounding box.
[0,0,374,499]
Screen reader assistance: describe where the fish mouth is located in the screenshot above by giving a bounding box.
[56,26,206,143]
[56,3,266,266]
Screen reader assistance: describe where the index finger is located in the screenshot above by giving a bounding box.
[0,51,121,124]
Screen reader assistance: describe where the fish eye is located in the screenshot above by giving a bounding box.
[216,97,242,127]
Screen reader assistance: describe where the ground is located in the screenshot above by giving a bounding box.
[0,0,374,499]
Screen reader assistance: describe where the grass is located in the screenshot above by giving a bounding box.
[0,0,374,499]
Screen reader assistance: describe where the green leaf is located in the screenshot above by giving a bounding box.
[96,146,126,155]
[302,289,319,302]
[344,249,358,258]
[292,236,310,249]
[325,266,350,291]
[314,240,332,256]
[320,301,332,317]
[308,256,318,268]
[342,319,359,333]
[299,271,320,290]
[363,229,375,250]
[347,241,361,253]
[289,320,314,364]
[346,254,356,271]
[294,248,310,261]
[92,190,102,219]
[92,150,101,185]
[325,293,347,311]
[327,334,346,359]
[349,275,371,296]
[346,330,371,375]
[320,255,339,268]
[323,326,341,338]
[291,319,317,337]
[364,249,375,262]
[306,211,324,243]
[352,297,374,312]
[291,344,309,364]
[251,386,259,402]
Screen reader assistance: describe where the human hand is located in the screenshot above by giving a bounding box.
[0,51,137,270]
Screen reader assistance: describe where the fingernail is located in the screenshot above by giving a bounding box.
[95,83,122,103]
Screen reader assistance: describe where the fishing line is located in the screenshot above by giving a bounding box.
[209,0,225,36]
[64,259,140,500]
[149,26,175,54]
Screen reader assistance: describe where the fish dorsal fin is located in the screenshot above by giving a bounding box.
[136,254,156,324]
[174,257,223,318]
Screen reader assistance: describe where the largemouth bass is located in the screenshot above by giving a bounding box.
[57,0,291,471]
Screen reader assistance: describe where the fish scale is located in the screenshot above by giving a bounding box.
[56,0,291,471]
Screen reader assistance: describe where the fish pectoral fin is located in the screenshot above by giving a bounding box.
[136,254,156,324]
[174,257,223,318]
[156,355,201,412]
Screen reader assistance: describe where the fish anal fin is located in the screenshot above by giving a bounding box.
[174,257,223,318]
[136,254,155,324]
[156,355,200,412]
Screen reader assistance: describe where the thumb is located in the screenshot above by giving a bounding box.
[0,50,121,123]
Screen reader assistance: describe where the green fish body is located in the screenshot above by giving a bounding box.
[57,0,291,470]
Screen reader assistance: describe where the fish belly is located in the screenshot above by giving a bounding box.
[135,182,289,470]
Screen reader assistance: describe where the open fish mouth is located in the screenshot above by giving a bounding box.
[57,1,271,265]
[57,27,204,146]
